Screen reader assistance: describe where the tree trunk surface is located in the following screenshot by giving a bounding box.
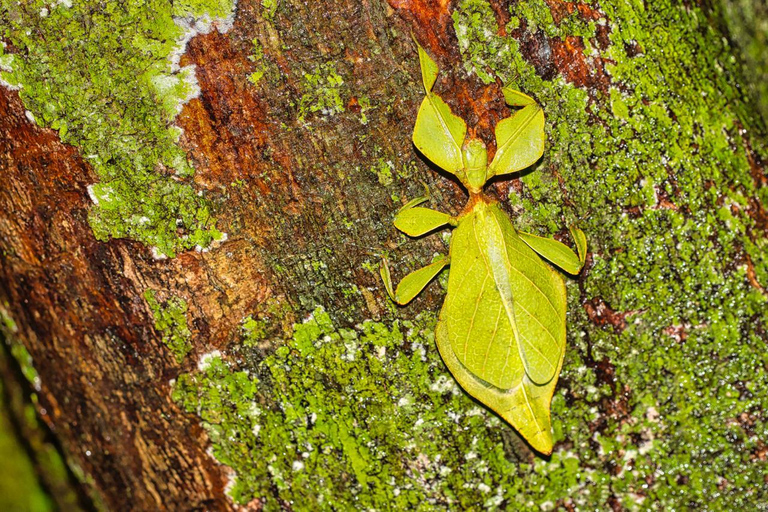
[1,0,766,510]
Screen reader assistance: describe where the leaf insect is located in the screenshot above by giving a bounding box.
[381,43,587,455]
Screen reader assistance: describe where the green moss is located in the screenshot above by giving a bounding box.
[0,380,54,512]
[0,304,39,388]
[144,290,192,363]
[717,0,768,125]
[247,38,267,86]
[450,0,768,508]
[261,0,278,20]
[0,0,233,257]
[369,158,395,186]
[175,309,596,508]
[297,62,346,122]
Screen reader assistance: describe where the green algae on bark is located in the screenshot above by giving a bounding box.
[144,290,192,364]
[176,1,767,509]
[0,0,234,257]
[452,0,768,507]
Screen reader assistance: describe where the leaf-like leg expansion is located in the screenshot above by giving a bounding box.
[380,255,449,305]
[399,195,429,211]
[413,43,467,179]
[569,225,587,266]
[517,230,585,275]
[502,86,536,106]
[394,206,455,237]
[487,104,545,179]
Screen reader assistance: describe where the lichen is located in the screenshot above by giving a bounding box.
[450,0,768,507]
[369,158,395,186]
[144,290,192,363]
[297,62,346,122]
[174,309,589,508]
[0,0,234,257]
[175,1,766,509]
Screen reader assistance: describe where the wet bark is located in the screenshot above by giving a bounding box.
[0,0,765,509]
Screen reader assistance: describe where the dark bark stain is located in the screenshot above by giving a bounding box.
[583,297,637,333]
[0,88,232,510]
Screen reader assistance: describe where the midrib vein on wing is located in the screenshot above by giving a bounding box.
[490,213,561,319]
[487,211,560,375]
[474,212,520,376]
[481,302,505,378]
[462,273,489,360]
[490,106,538,174]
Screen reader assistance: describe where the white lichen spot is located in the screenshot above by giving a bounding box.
[56,0,73,8]
[252,424,261,436]
[292,460,304,471]
[638,439,654,455]
[151,247,168,260]
[430,374,458,394]
[25,110,36,124]
[397,395,413,407]
[223,469,239,499]
[40,7,49,16]
[477,483,491,494]
[86,185,100,205]
[197,350,222,371]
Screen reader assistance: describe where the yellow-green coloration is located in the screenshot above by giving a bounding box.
[0,379,54,512]
[173,308,596,508]
[261,0,279,20]
[144,290,192,363]
[247,38,267,86]
[0,0,232,257]
[369,158,395,186]
[448,0,768,507]
[0,308,83,511]
[153,1,765,508]
[297,63,345,122]
[382,44,585,454]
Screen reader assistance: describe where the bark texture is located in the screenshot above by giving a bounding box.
[1,0,766,509]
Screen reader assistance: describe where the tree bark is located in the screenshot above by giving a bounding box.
[1,0,766,510]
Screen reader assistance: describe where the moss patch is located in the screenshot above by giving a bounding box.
[144,290,192,363]
[175,0,767,509]
[451,0,768,508]
[297,62,346,123]
[174,309,589,508]
[0,0,233,256]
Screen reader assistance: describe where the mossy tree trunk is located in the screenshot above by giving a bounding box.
[1,0,766,510]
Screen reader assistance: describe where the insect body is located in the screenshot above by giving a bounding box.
[381,44,586,454]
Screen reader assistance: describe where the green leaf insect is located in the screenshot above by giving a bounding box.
[381,44,587,455]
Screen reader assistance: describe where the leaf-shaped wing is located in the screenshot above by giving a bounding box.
[487,104,545,179]
[413,94,467,176]
[412,44,467,176]
[417,43,438,94]
[436,319,561,454]
[436,202,567,454]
